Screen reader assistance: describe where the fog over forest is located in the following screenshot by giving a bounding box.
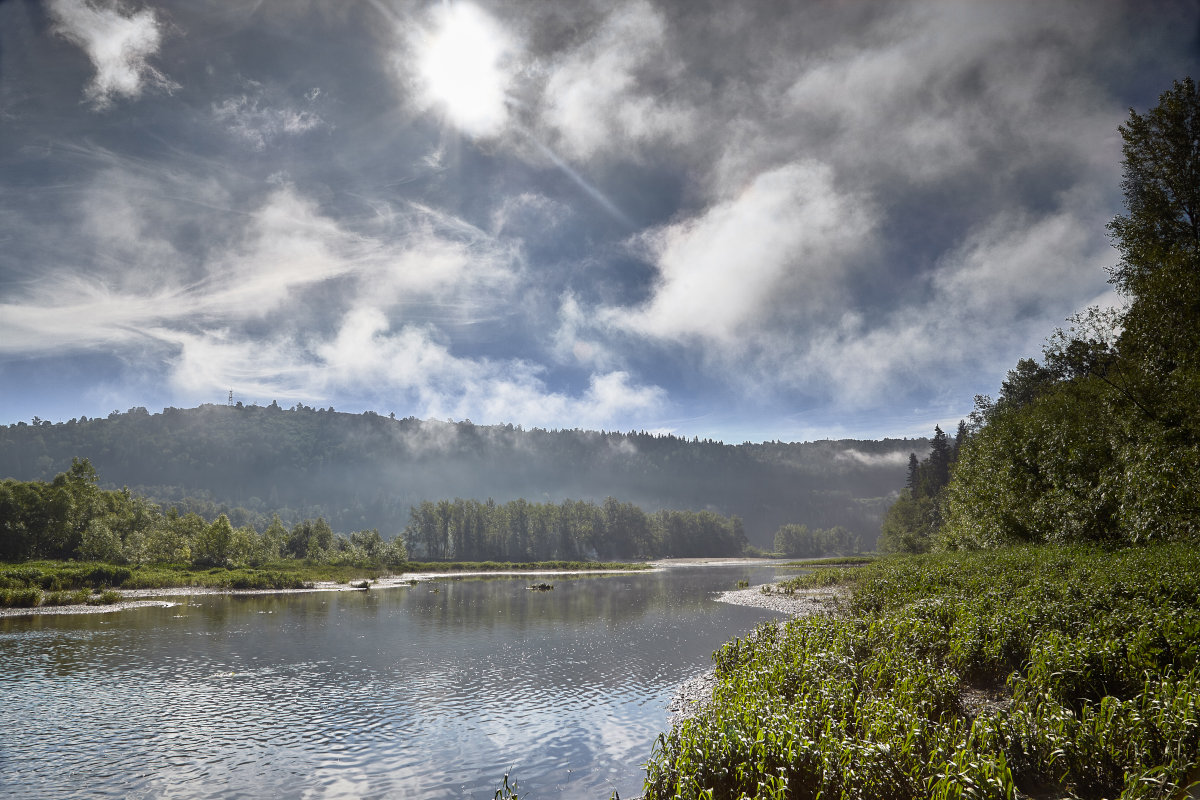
[0,404,924,550]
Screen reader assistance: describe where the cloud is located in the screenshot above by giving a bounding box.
[0,176,516,349]
[0,160,657,429]
[162,312,664,431]
[552,293,614,369]
[540,0,694,161]
[609,161,874,344]
[47,0,177,109]
[835,448,915,467]
[213,90,327,151]
[792,205,1115,405]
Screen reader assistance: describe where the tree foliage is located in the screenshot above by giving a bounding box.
[772,523,860,558]
[879,424,964,553]
[940,77,1200,548]
[0,460,407,568]
[1,462,757,567]
[401,497,748,562]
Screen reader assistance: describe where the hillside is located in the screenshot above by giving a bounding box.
[0,404,922,548]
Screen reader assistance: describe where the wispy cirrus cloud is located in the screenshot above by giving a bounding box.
[213,88,328,151]
[0,163,662,429]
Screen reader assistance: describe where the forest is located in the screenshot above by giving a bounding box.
[0,407,917,550]
[880,79,1200,552]
[0,458,407,569]
[0,458,757,570]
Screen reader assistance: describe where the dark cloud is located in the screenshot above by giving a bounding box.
[1,0,1197,441]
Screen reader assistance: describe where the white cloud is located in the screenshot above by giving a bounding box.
[0,164,658,429]
[160,312,664,431]
[836,448,916,467]
[540,0,694,160]
[0,181,516,352]
[552,293,613,369]
[48,0,177,109]
[213,92,327,150]
[791,206,1115,405]
[611,161,874,343]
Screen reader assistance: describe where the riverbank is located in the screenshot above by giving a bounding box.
[0,563,650,618]
[669,582,844,722]
[643,544,1200,799]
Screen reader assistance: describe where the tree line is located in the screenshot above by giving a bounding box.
[772,523,861,558]
[0,459,407,568]
[1,459,753,566]
[402,497,748,562]
[883,78,1200,551]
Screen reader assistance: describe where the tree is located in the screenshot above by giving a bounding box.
[1106,76,1200,538]
[1109,77,1200,298]
[193,514,234,566]
[927,426,951,490]
[879,492,936,553]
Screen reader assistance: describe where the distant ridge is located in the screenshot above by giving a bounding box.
[0,405,925,549]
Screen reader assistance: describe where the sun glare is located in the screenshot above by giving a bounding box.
[416,2,511,138]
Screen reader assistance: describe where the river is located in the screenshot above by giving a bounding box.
[0,563,787,799]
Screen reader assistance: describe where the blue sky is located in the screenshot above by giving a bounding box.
[1,0,1197,443]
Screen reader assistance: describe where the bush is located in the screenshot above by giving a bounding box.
[0,587,42,608]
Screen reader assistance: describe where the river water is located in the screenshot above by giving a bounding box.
[1,564,785,799]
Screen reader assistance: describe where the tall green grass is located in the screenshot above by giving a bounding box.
[642,544,1200,799]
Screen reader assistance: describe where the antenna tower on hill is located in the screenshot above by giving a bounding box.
[228,389,234,406]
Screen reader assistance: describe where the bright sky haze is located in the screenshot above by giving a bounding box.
[1,0,1197,442]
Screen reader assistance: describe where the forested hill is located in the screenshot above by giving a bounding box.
[0,405,921,548]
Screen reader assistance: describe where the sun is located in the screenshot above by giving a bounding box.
[415,2,512,138]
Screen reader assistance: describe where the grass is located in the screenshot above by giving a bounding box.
[641,543,1200,799]
[777,555,878,568]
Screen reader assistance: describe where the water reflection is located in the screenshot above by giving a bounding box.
[0,565,782,799]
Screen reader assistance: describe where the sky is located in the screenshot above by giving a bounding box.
[1,0,1198,444]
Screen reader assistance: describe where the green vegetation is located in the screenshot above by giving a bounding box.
[779,556,877,568]
[0,404,913,550]
[639,78,1200,800]
[0,458,408,569]
[642,545,1200,799]
[880,78,1200,553]
[404,497,748,561]
[772,523,863,559]
[0,460,752,576]
[0,560,325,607]
[879,423,965,553]
[0,558,648,608]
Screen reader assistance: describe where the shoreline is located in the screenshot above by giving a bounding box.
[1,557,790,619]
[0,566,651,619]
[668,583,843,722]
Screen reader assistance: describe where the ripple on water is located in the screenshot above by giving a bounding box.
[1,567,785,798]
